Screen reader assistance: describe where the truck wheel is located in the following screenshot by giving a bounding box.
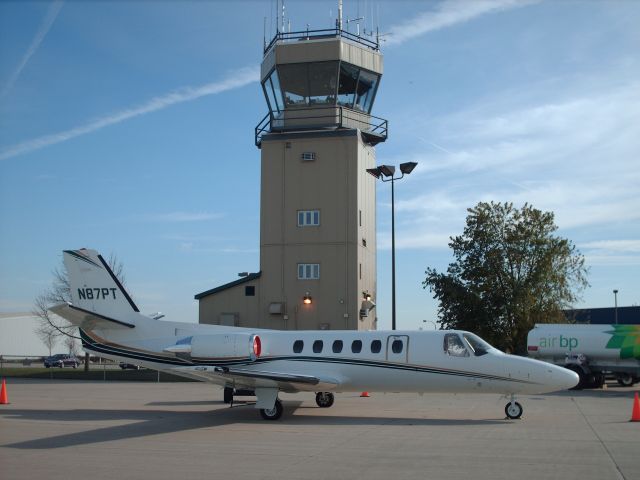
[617,373,635,387]
[591,373,605,389]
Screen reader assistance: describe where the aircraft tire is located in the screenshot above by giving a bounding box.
[505,401,523,419]
[315,392,335,408]
[223,387,233,404]
[260,399,283,420]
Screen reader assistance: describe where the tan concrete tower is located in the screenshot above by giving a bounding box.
[196,29,387,330]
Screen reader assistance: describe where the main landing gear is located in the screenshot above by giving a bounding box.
[505,395,523,419]
[315,392,335,408]
[260,399,284,420]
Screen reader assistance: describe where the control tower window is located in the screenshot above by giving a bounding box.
[279,63,308,106]
[355,70,378,113]
[263,69,284,114]
[337,63,358,108]
[308,62,338,105]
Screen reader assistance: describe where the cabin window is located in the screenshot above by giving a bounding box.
[313,340,323,353]
[351,340,362,353]
[391,339,403,354]
[370,340,381,353]
[293,340,304,353]
[444,333,469,357]
[332,340,343,353]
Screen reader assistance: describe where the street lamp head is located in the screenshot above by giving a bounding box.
[366,167,382,179]
[379,165,396,177]
[399,161,417,175]
[614,289,619,294]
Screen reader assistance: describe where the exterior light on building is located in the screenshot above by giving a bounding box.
[363,291,372,301]
[303,292,313,305]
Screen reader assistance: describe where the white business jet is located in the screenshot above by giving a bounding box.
[50,249,578,420]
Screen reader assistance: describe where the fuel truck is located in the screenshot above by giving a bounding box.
[527,324,640,389]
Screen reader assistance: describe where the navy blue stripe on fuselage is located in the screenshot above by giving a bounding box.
[79,330,533,384]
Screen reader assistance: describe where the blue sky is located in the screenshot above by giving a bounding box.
[1,0,639,333]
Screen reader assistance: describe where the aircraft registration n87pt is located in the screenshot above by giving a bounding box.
[50,249,578,420]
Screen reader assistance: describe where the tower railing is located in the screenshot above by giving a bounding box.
[264,28,379,56]
[255,106,388,147]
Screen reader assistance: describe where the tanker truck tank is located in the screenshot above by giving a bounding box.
[527,324,640,389]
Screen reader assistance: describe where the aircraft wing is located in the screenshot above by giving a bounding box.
[198,366,341,393]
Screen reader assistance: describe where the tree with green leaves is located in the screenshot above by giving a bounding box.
[423,202,588,354]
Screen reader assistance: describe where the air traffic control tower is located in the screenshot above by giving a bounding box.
[196,27,387,331]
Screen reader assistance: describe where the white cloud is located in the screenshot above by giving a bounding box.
[386,0,538,46]
[0,65,260,161]
[0,1,63,99]
[381,80,640,250]
[581,240,640,253]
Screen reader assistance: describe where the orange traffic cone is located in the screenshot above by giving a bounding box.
[631,392,640,422]
[0,378,9,405]
[360,392,370,397]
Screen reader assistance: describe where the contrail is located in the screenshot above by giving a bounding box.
[0,1,64,99]
[0,66,260,161]
[386,0,538,46]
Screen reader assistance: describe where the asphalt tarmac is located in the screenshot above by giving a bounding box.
[1,379,638,480]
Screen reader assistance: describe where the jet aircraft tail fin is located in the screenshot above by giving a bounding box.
[61,249,141,325]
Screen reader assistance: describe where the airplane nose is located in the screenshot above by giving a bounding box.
[553,366,579,390]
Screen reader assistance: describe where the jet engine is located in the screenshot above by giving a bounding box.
[164,333,262,362]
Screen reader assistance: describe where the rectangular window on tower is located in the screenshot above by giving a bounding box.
[298,263,320,280]
[297,210,320,227]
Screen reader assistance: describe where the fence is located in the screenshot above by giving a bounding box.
[0,354,194,382]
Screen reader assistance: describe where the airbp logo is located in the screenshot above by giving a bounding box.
[605,325,640,360]
[539,335,579,351]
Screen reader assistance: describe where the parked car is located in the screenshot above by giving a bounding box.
[119,362,141,370]
[44,354,80,368]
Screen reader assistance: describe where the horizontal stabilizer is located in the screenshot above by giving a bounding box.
[50,303,135,330]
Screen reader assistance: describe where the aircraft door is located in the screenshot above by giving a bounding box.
[386,335,409,363]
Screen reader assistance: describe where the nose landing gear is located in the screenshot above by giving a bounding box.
[505,395,523,419]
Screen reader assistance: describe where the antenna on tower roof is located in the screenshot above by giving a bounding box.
[338,0,343,30]
[282,0,286,34]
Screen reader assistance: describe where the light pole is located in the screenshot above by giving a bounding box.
[613,289,619,324]
[421,320,437,331]
[366,161,417,330]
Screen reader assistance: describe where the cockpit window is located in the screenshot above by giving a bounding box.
[443,333,469,357]
[462,333,492,357]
